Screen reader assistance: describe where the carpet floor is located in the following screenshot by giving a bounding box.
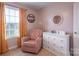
[1,48,56,56]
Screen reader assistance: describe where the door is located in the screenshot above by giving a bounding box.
[73,3,79,56]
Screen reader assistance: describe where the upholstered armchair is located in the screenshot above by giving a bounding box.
[21,29,43,53]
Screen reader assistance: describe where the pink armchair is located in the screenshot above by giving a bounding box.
[21,29,43,53]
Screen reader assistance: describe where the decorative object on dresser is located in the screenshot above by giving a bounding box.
[43,32,70,56]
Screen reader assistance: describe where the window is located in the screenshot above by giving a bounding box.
[5,5,19,39]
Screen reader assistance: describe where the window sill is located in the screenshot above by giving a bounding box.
[6,36,20,39]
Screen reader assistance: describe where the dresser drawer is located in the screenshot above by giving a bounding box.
[55,45,69,55]
[60,45,69,55]
[43,40,48,49]
[57,42,69,50]
[43,32,70,56]
[43,35,52,39]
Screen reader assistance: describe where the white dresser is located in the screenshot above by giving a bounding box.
[43,32,70,56]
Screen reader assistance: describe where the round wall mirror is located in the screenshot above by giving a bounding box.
[53,15,63,24]
[27,14,35,23]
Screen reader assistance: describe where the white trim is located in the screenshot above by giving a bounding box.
[5,5,19,10]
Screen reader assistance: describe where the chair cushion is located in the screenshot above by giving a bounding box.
[23,40,36,48]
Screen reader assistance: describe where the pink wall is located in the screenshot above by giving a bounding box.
[26,9,39,32]
[38,3,73,33]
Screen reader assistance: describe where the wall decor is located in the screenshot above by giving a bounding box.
[53,15,63,24]
[27,14,35,23]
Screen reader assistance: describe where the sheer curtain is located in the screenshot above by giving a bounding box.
[5,5,20,49]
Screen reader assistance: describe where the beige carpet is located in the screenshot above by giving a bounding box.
[1,48,56,56]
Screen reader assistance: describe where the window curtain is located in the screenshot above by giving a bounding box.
[17,8,27,47]
[0,3,2,54]
[0,3,8,54]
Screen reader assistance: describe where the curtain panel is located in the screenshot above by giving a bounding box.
[17,8,27,47]
[0,2,8,54]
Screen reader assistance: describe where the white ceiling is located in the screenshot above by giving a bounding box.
[5,2,73,10]
[6,2,53,10]
[19,2,52,10]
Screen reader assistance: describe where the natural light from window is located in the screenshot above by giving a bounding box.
[5,5,20,39]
